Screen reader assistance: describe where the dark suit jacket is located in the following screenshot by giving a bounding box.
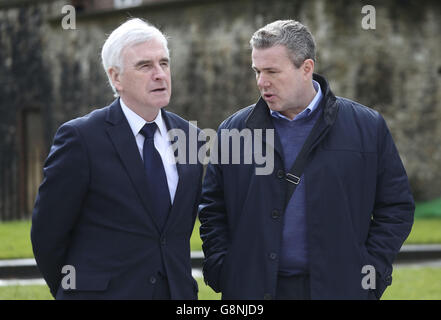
[31,99,203,299]
[199,74,414,300]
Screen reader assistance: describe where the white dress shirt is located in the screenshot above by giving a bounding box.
[119,98,179,203]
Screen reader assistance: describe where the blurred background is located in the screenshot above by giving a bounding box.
[0,0,440,300]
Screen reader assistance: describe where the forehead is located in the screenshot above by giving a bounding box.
[251,45,292,68]
[122,38,169,63]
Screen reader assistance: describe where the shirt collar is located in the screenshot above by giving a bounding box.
[270,80,322,121]
[119,98,167,138]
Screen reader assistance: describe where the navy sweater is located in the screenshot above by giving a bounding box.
[272,105,322,276]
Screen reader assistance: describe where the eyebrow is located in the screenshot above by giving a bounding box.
[252,66,278,72]
[134,57,170,68]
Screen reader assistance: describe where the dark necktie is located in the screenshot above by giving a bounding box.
[140,122,171,230]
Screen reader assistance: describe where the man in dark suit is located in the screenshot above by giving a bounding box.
[199,20,414,300]
[31,18,203,299]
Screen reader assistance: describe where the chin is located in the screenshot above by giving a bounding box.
[151,98,170,109]
[268,105,283,112]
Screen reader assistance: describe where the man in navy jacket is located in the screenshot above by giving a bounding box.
[199,20,414,300]
[31,19,203,299]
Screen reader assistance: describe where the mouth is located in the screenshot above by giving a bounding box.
[263,93,275,100]
[150,87,167,93]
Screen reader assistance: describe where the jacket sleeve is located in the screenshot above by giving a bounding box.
[366,115,415,299]
[30,123,90,297]
[198,129,230,293]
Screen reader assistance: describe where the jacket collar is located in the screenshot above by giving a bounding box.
[313,73,338,126]
[105,98,125,125]
[105,98,180,143]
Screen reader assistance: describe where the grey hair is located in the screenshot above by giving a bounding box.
[250,20,316,68]
[101,18,169,97]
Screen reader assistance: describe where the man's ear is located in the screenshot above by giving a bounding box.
[302,59,315,78]
[108,67,122,92]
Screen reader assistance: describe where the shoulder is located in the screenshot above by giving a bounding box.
[334,97,389,137]
[219,104,255,129]
[163,109,194,126]
[336,97,382,123]
[52,105,112,146]
[333,97,390,146]
[62,106,109,130]
[163,109,201,134]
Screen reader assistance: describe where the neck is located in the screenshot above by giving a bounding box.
[282,81,317,120]
[302,82,318,109]
[120,97,161,122]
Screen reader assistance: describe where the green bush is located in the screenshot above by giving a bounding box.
[415,197,441,219]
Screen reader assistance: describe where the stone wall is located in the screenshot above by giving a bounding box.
[0,0,60,219]
[0,0,440,219]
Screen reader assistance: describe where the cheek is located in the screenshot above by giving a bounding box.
[123,76,140,88]
[166,75,172,91]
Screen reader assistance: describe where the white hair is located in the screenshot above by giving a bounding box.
[101,18,169,97]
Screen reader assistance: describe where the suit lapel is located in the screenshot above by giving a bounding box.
[161,109,190,232]
[105,99,162,234]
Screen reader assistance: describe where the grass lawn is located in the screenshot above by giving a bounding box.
[404,218,441,244]
[0,284,53,300]
[0,220,34,259]
[382,266,441,300]
[1,216,441,259]
[190,218,202,252]
[197,277,221,300]
[0,266,439,300]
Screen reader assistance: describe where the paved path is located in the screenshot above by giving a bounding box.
[0,278,46,287]
[394,259,441,269]
[0,268,204,287]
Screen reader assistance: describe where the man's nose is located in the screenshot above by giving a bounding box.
[257,74,270,88]
[152,65,167,80]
